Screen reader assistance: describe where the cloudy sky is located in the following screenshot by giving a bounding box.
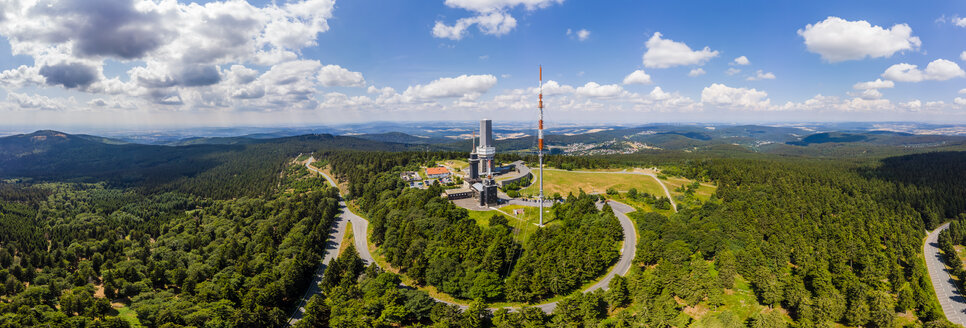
[1,0,966,128]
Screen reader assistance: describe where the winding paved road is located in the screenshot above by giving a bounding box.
[924,222,966,326]
[542,168,677,212]
[290,157,638,322]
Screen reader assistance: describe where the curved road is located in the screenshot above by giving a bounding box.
[287,158,372,326]
[924,222,966,326]
[542,168,677,212]
[290,157,637,322]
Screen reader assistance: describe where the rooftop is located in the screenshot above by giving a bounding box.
[426,167,449,175]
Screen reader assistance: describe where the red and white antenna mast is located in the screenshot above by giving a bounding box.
[538,65,545,227]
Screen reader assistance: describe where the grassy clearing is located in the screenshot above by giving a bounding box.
[683,275,776,327]
[114,305,143,327]
[463,206,552,243]
[607,194,675,217]
[440,160,469,171]
[466,209,500,227]
[662,176,716,202]
[718,277,767,319]
[497,205,558,242]
[339,221,354,256]
[520,170,666,198]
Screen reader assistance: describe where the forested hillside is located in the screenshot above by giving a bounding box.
[324,151,623,303]
[638,158,940,326]
[0,162,342,327]
[2,130,966,327]
[0,131,416,199]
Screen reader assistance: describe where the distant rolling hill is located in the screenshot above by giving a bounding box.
[787,132,868,145]
[333,124,966,155]
[353,132,453,145]
[0,131,425,198]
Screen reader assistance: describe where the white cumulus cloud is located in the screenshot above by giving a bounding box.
[853,79,895,90]
[882,59,965,82]
[622,70,653,85]
[433,0,561,40]
[961,51,966,61]
[798,17,920,62]
[568,28,590,41]
[901,100,922,110]
[732,56,750,66]
[317,65,366,87]
[0,0,343,111]
[433,11,517,40]
[642,32,719,68]
[956,97,966,106]
[701,83,770,110]
[576,82,624,98]
[402,74,498,99]
[848,89,883,100]
[746,70,776,81]
[688,68,706,77]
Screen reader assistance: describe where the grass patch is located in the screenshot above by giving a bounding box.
[466,209,500,227]
[681,275,775,327]
[440,160,469,172]
[463,206,550,243]
[115,305,143,327]
[521,169,666,198]
[339,221,354,256]
[496,205,558,243]
[662,176,716,202]
[606,193,675,217]
[718,276,767,319]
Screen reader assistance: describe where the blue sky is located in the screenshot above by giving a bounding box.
[1,0,965,128]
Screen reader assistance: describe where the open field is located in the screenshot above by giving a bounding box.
[520,169,666,198]
[440,160,469,172]
[608,194,675,216]
[464,205,554,242]
[465,209,501,227]
[662,176,716,202]
[683,275,778,326]
[115,305,143,327]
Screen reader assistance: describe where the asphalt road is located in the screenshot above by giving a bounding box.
[585,200,637,291]
[924,222,966,326]
[303,158,373,265]
[286,158,350,325]
[291,156,638,319]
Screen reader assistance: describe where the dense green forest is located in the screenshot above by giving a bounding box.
[0,131,417,199]
[3,130,966,327]
[324,151,622,303]
[0,162,341,327]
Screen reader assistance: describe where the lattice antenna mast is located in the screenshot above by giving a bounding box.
[538,65,545,227]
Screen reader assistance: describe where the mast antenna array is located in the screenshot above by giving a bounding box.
[538,66,545,227]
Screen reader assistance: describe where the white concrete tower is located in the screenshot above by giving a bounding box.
[477,119,495,177]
